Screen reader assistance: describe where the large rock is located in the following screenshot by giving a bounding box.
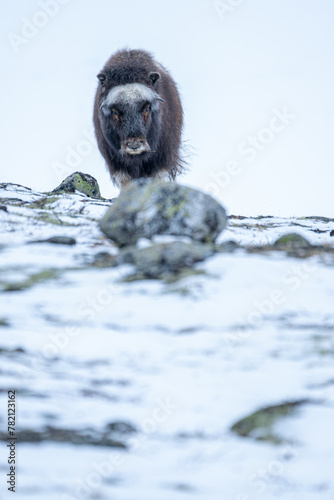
[99,179,227,246]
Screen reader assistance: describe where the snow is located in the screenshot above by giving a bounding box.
[1,186,334,499]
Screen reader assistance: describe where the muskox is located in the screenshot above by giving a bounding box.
[93,49,184,188]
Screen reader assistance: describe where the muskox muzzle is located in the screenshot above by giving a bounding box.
[121,137,152,156]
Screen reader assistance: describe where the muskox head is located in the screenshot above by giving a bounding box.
[97,73,164,163]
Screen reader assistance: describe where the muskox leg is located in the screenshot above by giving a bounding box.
[115,171,173,190]
[113,172,132,189]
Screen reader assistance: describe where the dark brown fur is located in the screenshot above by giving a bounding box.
[93,49,184,187]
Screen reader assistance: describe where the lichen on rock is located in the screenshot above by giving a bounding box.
[99,179,227,246]
[116,240,214,280]
[231,400,310,444]
[273,233,312,251]
[52,172,101,199]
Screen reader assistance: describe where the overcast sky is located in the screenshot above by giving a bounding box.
[2,0,334,216]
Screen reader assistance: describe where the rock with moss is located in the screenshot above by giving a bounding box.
[231,400,308,444]
[116,240,214,279]
[52,172,101,199]
[273,233,312,251]
[99,179,227,246]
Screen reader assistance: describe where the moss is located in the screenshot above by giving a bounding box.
[163,269,206,284]
[165,287,192,296]
[273,233,312,250]
[42,196,61,206]
[231,400,308,444]
[121,268,206,284]
[2,269,60,292]
[26,196,59,210]
[121,272,147,282]
[165,198,187,219]
[34,213,76,226]
[51,172,101,199]
[202,235,214,244]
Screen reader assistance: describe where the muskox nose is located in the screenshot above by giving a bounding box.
[126,140,142,150]
[122,137,151,155]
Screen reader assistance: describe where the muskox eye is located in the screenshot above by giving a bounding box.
[142,104,151,120]
[111,108,120,120]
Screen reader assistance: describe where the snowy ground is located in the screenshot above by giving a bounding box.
[1,183,334,500]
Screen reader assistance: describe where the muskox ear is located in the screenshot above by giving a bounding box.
[149,72,160,86]
[97,73,106,84]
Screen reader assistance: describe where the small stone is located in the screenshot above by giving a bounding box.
[106,421,137,434]
[28,236,76,246]
[116,240,214,279]
[231,400,309,444]
[52,172,101,199]
[273,233,312,250]
[100,179,227,246]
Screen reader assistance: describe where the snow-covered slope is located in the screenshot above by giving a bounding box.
[1,183,334,499]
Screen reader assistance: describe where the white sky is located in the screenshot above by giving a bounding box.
[1,0,334,216]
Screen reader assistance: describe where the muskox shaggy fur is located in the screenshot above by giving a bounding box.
[93,49,184,187]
